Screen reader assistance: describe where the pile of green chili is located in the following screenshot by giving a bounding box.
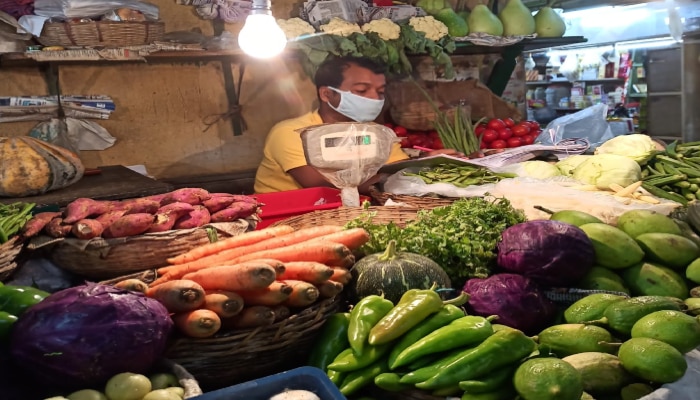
[0,202,35,244]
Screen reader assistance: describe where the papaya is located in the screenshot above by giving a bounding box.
[536,324,619,357]
[564,293,627,324]
[550,210,603,227]
[579,223,644,269]
[685,257,700,284]
[630,309,700,353]
[577,266,630,294]
[616,209,682,239]
[618,337,687,384]
[635,233,700,270]
[561,352,634,395]
[620,261,689,299]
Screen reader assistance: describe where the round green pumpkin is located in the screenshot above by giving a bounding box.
[350,240,452,304]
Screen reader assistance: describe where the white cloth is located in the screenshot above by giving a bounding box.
[17,15,49,36]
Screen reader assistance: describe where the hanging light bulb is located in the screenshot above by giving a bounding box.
[238,0,287,59]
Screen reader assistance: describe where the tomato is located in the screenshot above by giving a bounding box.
[394,126,408,137]
[521,134,535,145]
[511,123,530,137]
[497,128,513,141]
[399,137,410,148]
[507,137,523,148]
[490,139,507,149]
[503,118,515,128]
[432,138,444,149]
[475,124,486,136]
[428,130,440,139]
[487,119,506,130]
[383,123,395,130]
[482,129,498,143]
[480,140,488,149]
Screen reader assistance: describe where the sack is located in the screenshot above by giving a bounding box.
[0,10,32,53]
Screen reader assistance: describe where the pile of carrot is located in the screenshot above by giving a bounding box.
[121,224,369,338]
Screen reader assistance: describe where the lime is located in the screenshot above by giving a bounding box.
[514,357,583,400]
[104,372,152,400]
[631,310,700,353]
[618,337,687,383]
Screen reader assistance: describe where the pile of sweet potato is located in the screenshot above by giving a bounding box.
[21,188,261,240]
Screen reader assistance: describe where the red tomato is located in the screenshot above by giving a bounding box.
[507,137,523,148]
[394,126,408,137]
[487,119,507,130]
[475,125,486,135]
[521,134,535,145]
[497,128,513,141]
[526,121,541,130]
[432,138,444,149]
[407,133,424,146]
[511,123,530,137]
[482,129,498,143]
[399,137,410,148]
[480,140,488,149]
[503,118,515,128]
[383,123,395,130]
[490,139,507,149]
[428,130,440,139]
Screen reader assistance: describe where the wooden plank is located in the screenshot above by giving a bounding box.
[0,165,173,207]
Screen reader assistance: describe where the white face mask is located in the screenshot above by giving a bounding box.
[327,87,385,122]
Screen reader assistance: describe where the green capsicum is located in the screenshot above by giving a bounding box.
[415,328,537,390]
[373,372,412,392]
[338,357,388,396]
[368,285,468,346]
[307,312,350,371]
[400,347,473,385]
[458,365,517,394]
[387,303,465,369]
[326,342,391,372]
[0,283,49,344]
[347,294,393,356]
[391,315,497,369]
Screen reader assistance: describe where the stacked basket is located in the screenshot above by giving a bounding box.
[37,20,164,47]
[0,237,23,281]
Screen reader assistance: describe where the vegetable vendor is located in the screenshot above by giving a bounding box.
[253,56,462,194]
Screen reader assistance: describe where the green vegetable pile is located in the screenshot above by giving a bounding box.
[288,25,456,79]
[404,164,516,187]
[0,202,34,244]
[346,198,526,286]
[641,141,700,205]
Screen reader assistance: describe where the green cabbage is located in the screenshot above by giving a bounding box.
[555,155,592,176]
[572,154,642,190]
[519,161,562,180]
[594,134,658,164]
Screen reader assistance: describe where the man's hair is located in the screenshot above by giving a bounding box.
[313,57,386,90]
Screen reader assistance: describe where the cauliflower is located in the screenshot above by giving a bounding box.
[361,18,401,41]
[277,18,316,39]
[319,17,362,37]
[409,16,448,41]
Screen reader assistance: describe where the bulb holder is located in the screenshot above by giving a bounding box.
[250,0,273,15]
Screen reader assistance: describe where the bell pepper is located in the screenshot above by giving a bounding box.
[387,303,465,369]
[415,328,537,390]
[347,294,393,356]
[307,312,351,371]
[338,358,388,396]
[0,284,49,344]
[368,285,468,346]
[391,315,497,369]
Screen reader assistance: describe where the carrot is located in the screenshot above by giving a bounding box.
[238,282,293,306]
[182,263,277,291]
[310,228,370,250]
[203,290,244,318]
[281,280,320,308]
[167,225,295,265]
[146,279,206,313]
[250,258,285,276]
[276,261,334,284]
[173,309,221,338]
[157,226,342,281]
[271,305,291,322]
[231,241,354,266]
[316,280,344,299]
[221,306,276,330]
[113,278,148,294]
[330,267,352,285]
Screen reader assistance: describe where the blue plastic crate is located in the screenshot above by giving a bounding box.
[189,366,347,400]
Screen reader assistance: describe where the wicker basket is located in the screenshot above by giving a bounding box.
[165,296,343,390]
[369,187,460,210]
[0,237,23,282]
[47,221,252,280]
[390,102,460,132]
[37,20,165,47]
[271,206,423,230]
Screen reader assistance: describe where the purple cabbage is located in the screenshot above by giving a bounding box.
[463,273,557,335]
[10,283,173,389]
[497,220,595,287]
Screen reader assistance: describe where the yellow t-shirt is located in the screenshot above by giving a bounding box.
[254,110,409,193]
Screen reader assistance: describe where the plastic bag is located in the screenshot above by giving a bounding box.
[559,53,580,82]
[536,104,614,150]
[29,118,116,152]
[300,123,397,206]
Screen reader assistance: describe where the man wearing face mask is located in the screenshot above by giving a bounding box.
[254,56,460,194]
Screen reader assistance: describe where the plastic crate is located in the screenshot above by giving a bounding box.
[255,187,368,230]
[189,366,346,400]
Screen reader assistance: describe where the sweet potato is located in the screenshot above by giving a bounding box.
[63,198,112,224]
[95,209,127,229]
[44,217,72,238]
[161,188,211,206]
[21,212,62,238]
[210,202,258,223]
[71,219,105,240]
[173,205,212,230]
[102,213,154,238]
[120,198,161,215]
[201,196,238,214]
[147,207,193,233]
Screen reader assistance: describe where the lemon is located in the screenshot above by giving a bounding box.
[514,357,583,400]
[104,372,152,400]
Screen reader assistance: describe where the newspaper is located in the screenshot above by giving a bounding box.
[301,0,423,27]
[0,95,115,123]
